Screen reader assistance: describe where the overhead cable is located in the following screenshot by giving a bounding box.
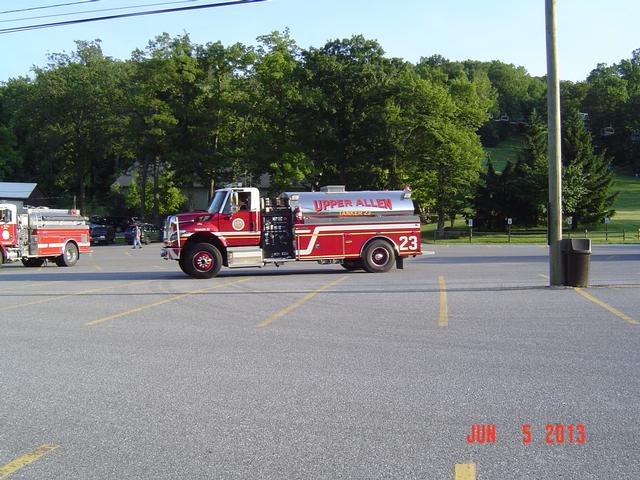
[0,0,267,35]
[0,1,100,16]
[1,0,199,24]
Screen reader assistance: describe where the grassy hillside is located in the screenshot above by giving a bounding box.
[484,135,524,172]
[608,174,640,232]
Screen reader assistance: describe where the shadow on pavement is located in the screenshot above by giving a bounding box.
[0,268,350,283]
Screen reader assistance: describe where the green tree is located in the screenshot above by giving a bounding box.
[509,113,549,226]
[126,169,186,219]
[583,62,630,166]
[412,62,491,230]
[298,39,489,230]
[298,35,397,189]
[614,49,640,171]
[562,111,616,227]
[474,159,519,230]
[127,34,186,222]
[8,41,130,212]
[485,61,540,121]
[0,87,23,179]
[487,110,617,229]
[188,40,256,196]
[249,30,311,191]
[0,125,21,179]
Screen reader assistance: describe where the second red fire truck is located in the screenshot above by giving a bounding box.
[0,203,90,268]
[161,185,422,278]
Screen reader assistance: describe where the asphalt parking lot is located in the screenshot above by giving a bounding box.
[1,243,638,479]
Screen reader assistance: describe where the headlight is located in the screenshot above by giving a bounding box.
[169,230,191,242]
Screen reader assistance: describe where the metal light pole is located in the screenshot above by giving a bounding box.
[546,0,563,286]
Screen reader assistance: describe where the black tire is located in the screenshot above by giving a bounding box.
[341,259,363,271]
[55,242,79,267]
[362,239,395,273]
[143,236,150,245]
[178,257,189,274]
[21,257,46,268]
[183,243,222,279]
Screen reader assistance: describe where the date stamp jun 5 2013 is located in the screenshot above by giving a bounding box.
[466,423,586,445]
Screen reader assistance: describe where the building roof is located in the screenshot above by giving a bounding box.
[0,182,38,199]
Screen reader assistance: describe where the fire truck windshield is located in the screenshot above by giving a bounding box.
[207,190,228,214]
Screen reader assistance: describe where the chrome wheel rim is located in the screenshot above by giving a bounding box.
[193,251,213,272]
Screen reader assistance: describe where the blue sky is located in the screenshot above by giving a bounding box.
[0,0,637,82]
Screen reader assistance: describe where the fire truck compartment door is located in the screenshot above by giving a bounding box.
[296,229,344,259]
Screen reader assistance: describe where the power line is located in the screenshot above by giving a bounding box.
[1,0,199,24]
[0,1,100,16]
[0,0,267,34]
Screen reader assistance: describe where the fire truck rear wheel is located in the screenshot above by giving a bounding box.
[55,242,79,267]
[184,243,222,279]
[21,258,46,268]
[362,240,395,273]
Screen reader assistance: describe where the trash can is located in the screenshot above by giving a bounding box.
[560,238,591,287]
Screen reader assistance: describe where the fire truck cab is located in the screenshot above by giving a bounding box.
[162,186,422,279]
[0,203,90,268]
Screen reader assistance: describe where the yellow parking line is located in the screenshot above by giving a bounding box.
[575,288,638,325]
[438,275,448,327]
[0,281,143,313]
[86,278,251,326]
[454,463,476,480]
[256,275,348,328]
[592,284,640,289]
[0,444,59,478]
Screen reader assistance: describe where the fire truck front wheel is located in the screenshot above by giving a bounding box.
[178,257,189,275]
[184,243,222,279]
[55,242,79,267]
[362,240,395,273]
[21,258,46,268]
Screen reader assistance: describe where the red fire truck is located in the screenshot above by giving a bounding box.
[161,186,422,278]
[0,203,90,268]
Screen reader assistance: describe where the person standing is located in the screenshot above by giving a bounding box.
[132,224,143,249]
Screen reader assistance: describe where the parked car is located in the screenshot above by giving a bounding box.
[124,223,161,245]
[90,215,137,233]
[89,222,116,245]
